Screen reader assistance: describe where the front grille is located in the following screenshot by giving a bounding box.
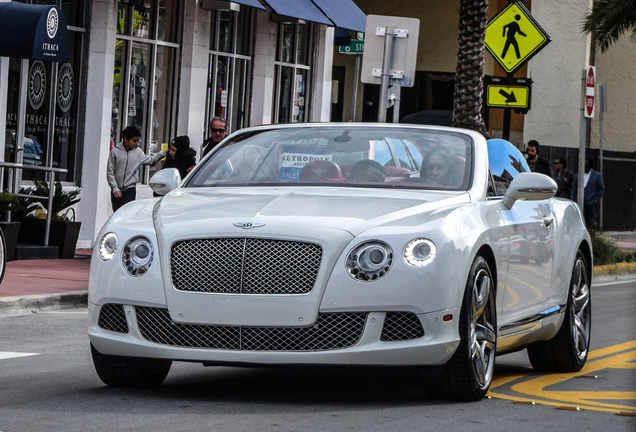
[171,238,322,294]
[98,303,128,333]
[136,307,366,351]
[380,312,425,341]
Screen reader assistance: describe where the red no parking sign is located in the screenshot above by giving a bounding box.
[584,66,596,118]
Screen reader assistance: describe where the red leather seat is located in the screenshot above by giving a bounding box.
[299,160,343,182]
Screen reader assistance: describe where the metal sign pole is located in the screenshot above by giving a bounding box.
[377,26,395,123]
[392,84,401,123]
[599,84,607,232]
[351,54,360,121]
[577,69,586,212]
[503,108,511,140]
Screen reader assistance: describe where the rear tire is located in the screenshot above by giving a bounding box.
[424,256,497,401]
[527,251,591,372]
[91,343,171,387]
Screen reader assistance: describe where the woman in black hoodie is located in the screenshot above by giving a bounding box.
[163,135,196,179]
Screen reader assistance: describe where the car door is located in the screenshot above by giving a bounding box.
[487,139,555,331]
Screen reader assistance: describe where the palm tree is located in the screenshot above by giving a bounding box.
[453,0,490,138]
[582,0,636,52]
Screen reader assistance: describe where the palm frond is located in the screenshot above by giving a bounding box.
[582,0,636,52]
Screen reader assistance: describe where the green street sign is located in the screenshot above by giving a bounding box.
[339,39,364,55]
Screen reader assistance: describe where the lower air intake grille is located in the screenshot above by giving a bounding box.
[98,303,129,333]
[136,307,366,351]
[380,312,425,341]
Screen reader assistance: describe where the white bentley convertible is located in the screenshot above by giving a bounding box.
[88,124,591,401]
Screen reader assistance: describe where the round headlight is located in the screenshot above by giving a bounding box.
[403,238,436,267]
[346,241,393,282]
[122,236,154,276]
[98,232,118,261]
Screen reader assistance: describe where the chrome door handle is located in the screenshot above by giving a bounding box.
[542,216,554,227]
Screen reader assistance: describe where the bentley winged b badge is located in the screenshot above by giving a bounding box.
[233,222,265,230]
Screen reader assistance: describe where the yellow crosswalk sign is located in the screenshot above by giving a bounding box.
[485,2,551,74]
[486,84,530,109]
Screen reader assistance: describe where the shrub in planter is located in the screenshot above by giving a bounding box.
[0,191,20,261]
[17,181,82,259]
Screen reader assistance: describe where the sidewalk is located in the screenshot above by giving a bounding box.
[0,249,91,315]
[1,234,635,316]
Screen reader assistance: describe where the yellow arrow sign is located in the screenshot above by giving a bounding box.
[486,84,530,109]
[485,2,551,74]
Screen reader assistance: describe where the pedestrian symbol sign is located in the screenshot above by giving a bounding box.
[485,2,551,74]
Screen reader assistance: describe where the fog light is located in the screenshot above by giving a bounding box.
[403,238,436,267]
[98,232,118,261]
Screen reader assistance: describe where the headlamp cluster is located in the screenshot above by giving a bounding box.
[97,232,154,276]
[345,238,437,282]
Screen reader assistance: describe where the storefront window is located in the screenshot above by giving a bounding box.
[205,9,253,138]
[112,0,181,182]
[273,23,313,124]
[132,2,152,39]
[4,0,87,183]
[61,0,84,27]
[157,0,179,43]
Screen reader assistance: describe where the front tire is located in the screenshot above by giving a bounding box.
[425,256,497,401]
[91,343,172,387]
[527,251,591,372]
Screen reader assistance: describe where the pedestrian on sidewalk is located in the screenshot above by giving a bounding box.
[571,157,604,229]
[553,157,574,199]
[162,135,196,179]
[107,126,168,212]
[200,116,228,159]
[525,140,552,177]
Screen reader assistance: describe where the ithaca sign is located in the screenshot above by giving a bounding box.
[0,3,69,62]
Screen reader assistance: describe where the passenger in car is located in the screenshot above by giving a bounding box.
[348,159,386,183]
[423,152,452,185]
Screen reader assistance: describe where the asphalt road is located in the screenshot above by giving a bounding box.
[0,280,634,432]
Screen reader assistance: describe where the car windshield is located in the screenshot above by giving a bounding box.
[187,126,473,191]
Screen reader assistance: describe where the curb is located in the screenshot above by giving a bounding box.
[0,291,88,316]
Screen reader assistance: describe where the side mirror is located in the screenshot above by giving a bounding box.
[502,172,557,209]
[149,168,181,196]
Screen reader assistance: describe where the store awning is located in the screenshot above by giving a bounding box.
[0,3,69,62]
[262,0,332,26]
[310,0,366,33]
[199,0,265,11]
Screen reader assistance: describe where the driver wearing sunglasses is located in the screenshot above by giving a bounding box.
[201,116,229,158]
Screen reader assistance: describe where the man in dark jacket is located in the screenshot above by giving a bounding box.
[200,116,228,158]
[525,140,552,177]
[553,157,574,199]
[571,158,604,229]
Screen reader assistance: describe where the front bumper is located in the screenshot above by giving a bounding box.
[88,302,460,367]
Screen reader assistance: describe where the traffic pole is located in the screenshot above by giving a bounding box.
[377,26,395,123]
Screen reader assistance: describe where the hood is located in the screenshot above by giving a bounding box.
[154,187,470,238]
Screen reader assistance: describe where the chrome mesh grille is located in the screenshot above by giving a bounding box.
[98,303,128,333]
[171,238,322,294]
[136,307,366,351]
[380,312,425,341]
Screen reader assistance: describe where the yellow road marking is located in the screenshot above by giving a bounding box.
[489,341,636,413]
